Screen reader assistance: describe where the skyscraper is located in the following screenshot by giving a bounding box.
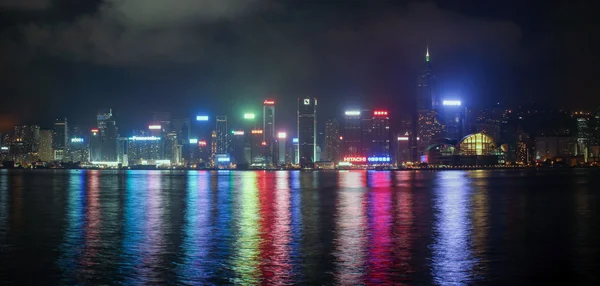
[216,115,228,154]
[324,118,340,163]
[263,100,275,165]
[39,129,53,162]
[297,97,317,167]
[440,100,467,140]
[97,109,117,161]
[371,110,391,158]
[90,128,102,162]
[343,110,362,158]
[52,118,68,161]
[415,47,442,158]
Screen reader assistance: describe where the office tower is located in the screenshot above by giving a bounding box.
[117,137,128,166]
[440,100,467,140]
[396,132,412,164]
[13,125,40,154]
[371,110,391,158]
[343,110,362,158]
[127,135,161,164]
[96,109,117,161]
[39,129,53,162]
[324,118,340,163]
[69,136,89,163]
[276,132,287,166]
[90,128,102,162]
[164,131,179,164]
[573,111,590,157]
[361,109,372,156]
[53,118,68,161]
[263,100,275,165]
[250,129,265,164]
[211,130,217,165]
[292,137,299,165]
[415,47,442,160]
[216,115,228,154]
[230,130,246,166]
[297,97,317,167]
[153,112,172,130]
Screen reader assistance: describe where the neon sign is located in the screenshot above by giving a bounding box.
[148,125,161,130]
[373,111,388,116]
[196,115,209,121]
[277,132,287,139]
[343,156,367,163]
[199,141,207,147]
[292,138,298,143]
[345,110,360,116]
[189,138,198,144]
[264,100,275,105]
[129,136,160,141]
[244,113,255,119]
[71,138,84,143]
[217,157,231,162]
[368,156,391,163]
[232,130,244,136]
[251,129,263,134]
[442,100,462,106]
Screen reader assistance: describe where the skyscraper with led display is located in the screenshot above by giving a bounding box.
[371,110,391,158]
[343,110,362,158]
[415,47,443,158]
[298,97,317,167]
[441,100,467,140]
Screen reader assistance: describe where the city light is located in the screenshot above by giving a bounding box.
[129,136,161,141]
[199,140,207,147]
[189,138,198,144]
[251,129,263,134]
[398,137,409,141]
[442,100,462,106]
[368,156,391,162]
[217,157,231,162]
[244,113,255,119]
[277,132,287,139]
[232,130,244,136]
[71,138,84,143]
[90,128,99,133]
[373,110,388,116]
[343,156,367,162]
[196,115,209,121]
[148,125,161,130]
[338,162,352,166]
[345,110,361,116]
[261,141,267,146]
[1,147,8,150]
[292,138,298,143]
[264,100,275,105]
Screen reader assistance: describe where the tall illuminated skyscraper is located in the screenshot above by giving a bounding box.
[39,129,53,162]
[371,110,391,158]
[343,110,362,158]
[216,115,228,154]
[263,100,275,165]
[52,118,68,161]
[417,46,438,111]
[415,47,442,158]
[297,97,317,167]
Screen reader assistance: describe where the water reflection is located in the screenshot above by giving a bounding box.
[334,171,367,284]
[57,170,86,284]
[0,171,7,244]
[431,171,476,284]
[366,171,394,283]
[177,171,212,284]
[231,172,261,284]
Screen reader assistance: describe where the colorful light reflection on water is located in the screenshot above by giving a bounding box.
[1,169,600,284]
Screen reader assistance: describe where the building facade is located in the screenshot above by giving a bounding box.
[298,97,317,167]
[324,118,340,163]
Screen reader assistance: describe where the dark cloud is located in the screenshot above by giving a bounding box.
[0,1,533,130]
[0,0,50,10]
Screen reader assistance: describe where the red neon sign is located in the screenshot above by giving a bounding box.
[261,141,267,146]
[91,128,99,133]
[264,100,275,105]
[373,111,388,116]
[199,141,207,147]
[343,156,367,163]
[251,129,263,134]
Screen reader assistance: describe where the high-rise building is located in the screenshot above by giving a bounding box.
[230,130,246,166]
[96,109,118,161]
[324,118,340,163]
[216,115,228,154]
[297,97,317,167]
[371,110,391,158]
[263,100,275,165]
[417,46,438,111]
[39,129,53,162]
[69,136,89,163]
[53,118,68,161]
[361,109,373,156]
[127,135,161,164]
[343,110,362,158]
[276,132,287,166]
[440,100,467,140]
[90,128,102,162]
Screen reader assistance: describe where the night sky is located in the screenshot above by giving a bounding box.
[0,0,597,133]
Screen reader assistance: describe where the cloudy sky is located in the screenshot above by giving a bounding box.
[0,0,597,132]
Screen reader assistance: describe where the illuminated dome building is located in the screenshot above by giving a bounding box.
[424,132,504,166]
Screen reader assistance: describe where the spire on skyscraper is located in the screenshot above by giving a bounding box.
[426,45,430,62]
